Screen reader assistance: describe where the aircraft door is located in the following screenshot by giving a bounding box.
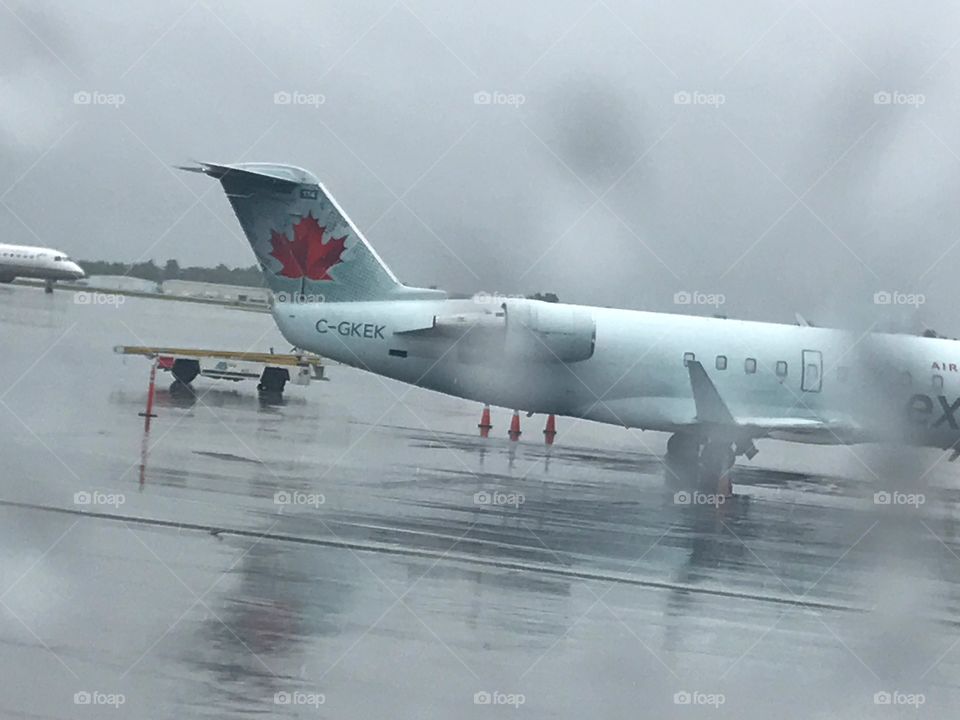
[801,349,822,392]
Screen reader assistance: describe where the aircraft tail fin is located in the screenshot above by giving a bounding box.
[181,162,445,303]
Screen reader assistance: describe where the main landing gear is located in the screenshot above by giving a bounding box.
[666,433,735,497]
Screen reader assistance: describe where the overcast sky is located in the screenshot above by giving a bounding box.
[3,0,960,328]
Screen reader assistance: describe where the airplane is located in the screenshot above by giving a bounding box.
[183,161,960,495]
[0,242,85,292]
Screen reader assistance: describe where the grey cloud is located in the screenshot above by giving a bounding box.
[2,0,960,330]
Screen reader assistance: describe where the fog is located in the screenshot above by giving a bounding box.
[7,6,960,716]
[3,0,960,329]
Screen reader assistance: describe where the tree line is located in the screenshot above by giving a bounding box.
[77,258,560,301]
[77,259,266,287]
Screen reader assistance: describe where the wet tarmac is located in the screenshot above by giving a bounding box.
[3,283,960,718]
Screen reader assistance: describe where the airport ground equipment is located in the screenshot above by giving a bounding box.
[114,345,326,397]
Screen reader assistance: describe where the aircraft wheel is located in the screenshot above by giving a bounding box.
[667,432,699,462]
[258,367,289,394]
[698,441,735,495]
[665,433,700,486]
[171,359,200,385]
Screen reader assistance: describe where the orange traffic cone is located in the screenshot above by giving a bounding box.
[543,414,557,445]
[508,410,522,441]
[478,404,493,438]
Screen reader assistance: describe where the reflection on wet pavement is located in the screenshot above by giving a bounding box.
[2,284,960,718]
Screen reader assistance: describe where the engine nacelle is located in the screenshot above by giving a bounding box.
[502,299,595,363]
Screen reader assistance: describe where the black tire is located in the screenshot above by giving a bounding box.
[171,359,200,385]
[666,433,699,462]
[665,433,700,487]
[258,366,289,394]
[698,441,734,492]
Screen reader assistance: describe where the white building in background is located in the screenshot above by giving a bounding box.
[81,275,160,293]
[160,280,270,305]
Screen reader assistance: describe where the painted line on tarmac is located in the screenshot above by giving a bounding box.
[0,498,865,614]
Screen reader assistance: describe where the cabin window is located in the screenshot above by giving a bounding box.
[715,355,727,370]
[933,374,944,390]
[745,358,757,374]
[805,363,820,386]
[775,361,788,378]
[683,352,696,367]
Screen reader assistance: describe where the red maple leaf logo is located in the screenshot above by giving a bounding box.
[268,212,347,280]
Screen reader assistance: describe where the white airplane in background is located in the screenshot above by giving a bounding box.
[183,161,960,495]
[0,242,85,292]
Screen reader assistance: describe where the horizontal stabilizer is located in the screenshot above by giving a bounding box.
[175,162,308,186]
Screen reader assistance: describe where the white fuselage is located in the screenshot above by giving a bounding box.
[272,298,960,450]
[0,243,85,282]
